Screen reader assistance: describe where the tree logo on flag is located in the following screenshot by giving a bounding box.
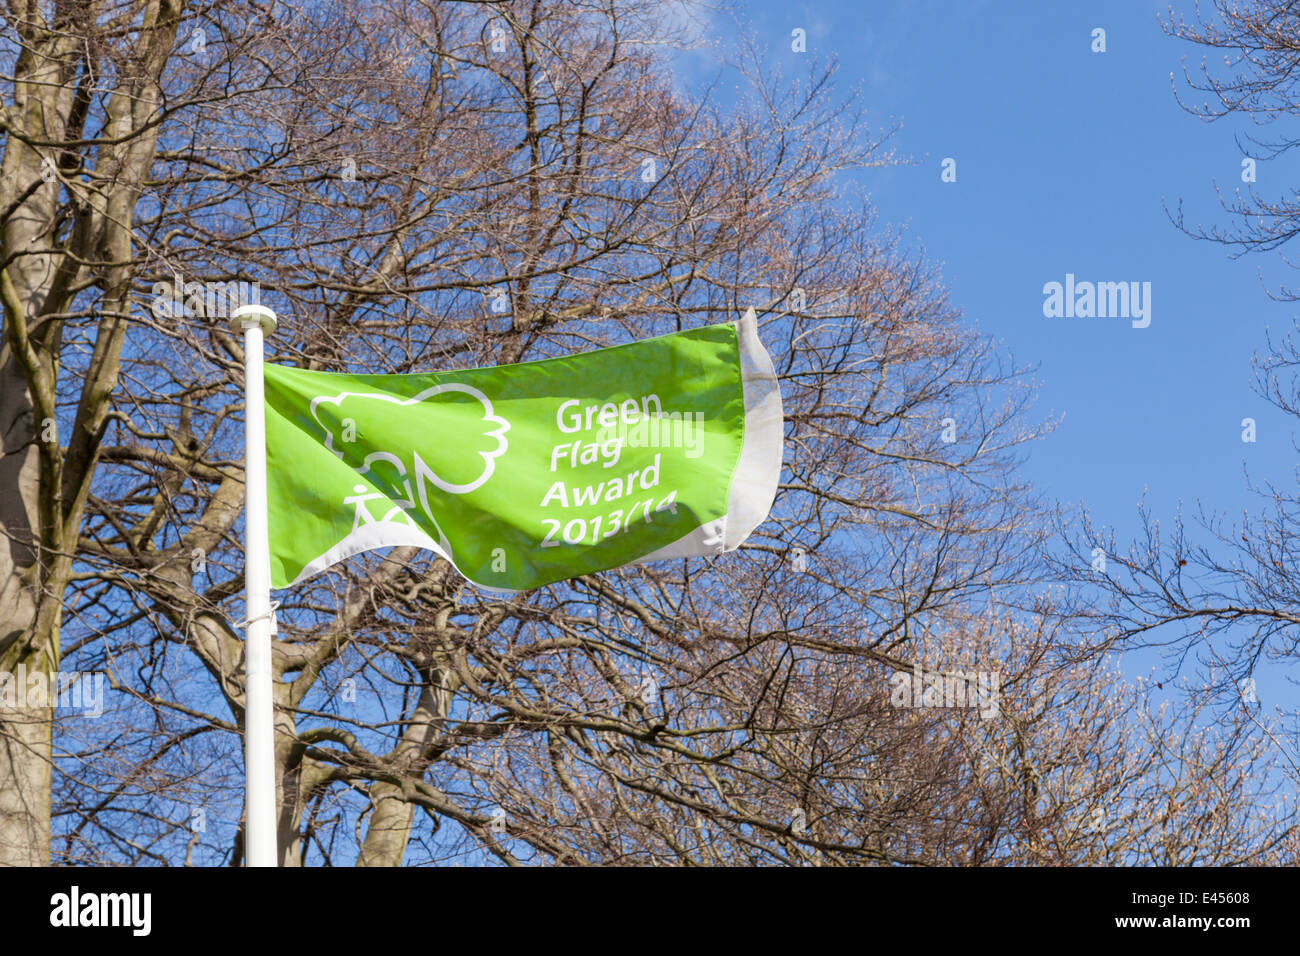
[308,384,510,544]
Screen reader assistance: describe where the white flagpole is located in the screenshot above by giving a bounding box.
[230,303,279,867]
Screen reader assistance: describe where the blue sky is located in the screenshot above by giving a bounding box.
[711,1,1300,696]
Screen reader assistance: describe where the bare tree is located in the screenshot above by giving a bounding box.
[0,0,187,865]
[1039,0,1300,805]
[1165,0,1300,293]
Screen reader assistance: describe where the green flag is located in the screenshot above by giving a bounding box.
[263,312,782,592]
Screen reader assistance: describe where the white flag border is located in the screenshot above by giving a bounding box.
[633,308,783,564]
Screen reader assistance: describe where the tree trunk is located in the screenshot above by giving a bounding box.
[0,702,50,867]
[356,671,456,866]
[356,783,416,868]
[0,357,48,867]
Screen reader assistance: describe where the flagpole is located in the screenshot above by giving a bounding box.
[230,303,278,867]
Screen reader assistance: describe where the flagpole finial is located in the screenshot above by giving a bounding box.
[231,304,277,335]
